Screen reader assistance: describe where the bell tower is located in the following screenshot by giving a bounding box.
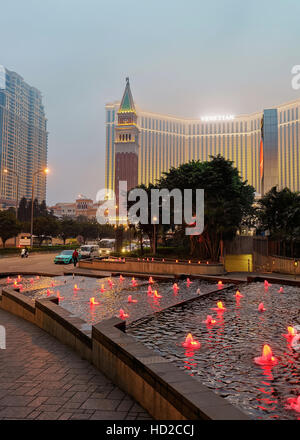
[114,78,139,206]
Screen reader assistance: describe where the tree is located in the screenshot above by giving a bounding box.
[18,197,50,222]
[33,216,59,245]
[58,217,79,245]
[78,219,100,244]
[127,183,159,254]
[257,187,300,257]
[0,211,22,247]
[18,197,29,222]
[158,155,255,261]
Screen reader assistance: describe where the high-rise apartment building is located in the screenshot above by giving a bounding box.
[106,79,300,197]
[0,66,48,208]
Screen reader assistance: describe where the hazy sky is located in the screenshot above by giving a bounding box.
[1,0,300,205]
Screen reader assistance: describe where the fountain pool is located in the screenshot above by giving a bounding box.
[127,282,300,420]
[2,274,228,328]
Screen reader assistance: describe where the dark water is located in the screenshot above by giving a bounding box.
[128,282,300,420]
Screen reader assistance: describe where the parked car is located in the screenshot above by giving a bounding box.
[54,250,81,264]
[80,245,100,259]
[98,239,115,256]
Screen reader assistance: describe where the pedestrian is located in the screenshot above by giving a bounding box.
[72,248,79,267]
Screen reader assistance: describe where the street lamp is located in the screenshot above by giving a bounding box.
[152,216,158,255]
[30,167,49,248]
[3,168,19,218]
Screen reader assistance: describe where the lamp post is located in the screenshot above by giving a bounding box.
[30,167,49,248]
[152,216,158,255]
[3,168,19,218]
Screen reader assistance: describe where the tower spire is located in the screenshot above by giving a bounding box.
[118,77,136,113]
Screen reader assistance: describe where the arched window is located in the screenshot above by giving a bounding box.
[129,134,131,140]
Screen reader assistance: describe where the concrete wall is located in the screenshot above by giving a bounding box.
[269,255,300,276]
[79,258,224,276]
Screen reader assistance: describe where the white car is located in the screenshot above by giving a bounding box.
[80,245,100,259]
[98,239,115,256]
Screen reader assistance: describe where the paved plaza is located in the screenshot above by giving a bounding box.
[0,307,151,420]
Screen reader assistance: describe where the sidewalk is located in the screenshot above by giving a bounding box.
[0,308,151,420]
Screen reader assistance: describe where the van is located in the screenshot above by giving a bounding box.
[98,238,115,256]
[80,245,100,259]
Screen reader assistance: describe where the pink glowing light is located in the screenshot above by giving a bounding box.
[108,279,114,288]
[173,283,179,293]
[131,277,138,287]
[278,287,284,293]
[203,315,216,325]
[283,326,297,341]
[119,275,125,281]
[119,309,129,319]
[182,333,201,350]
[17,275,22,282]
[148,276,154,284]
[153,290,162,299]
[100,284,106,292]
[36,276,40,280]
[212,301,226,311]
[258,303,266,312]
[235,290,243,298]
[6,277,12,284]
[128,295,138,303]
[56,290,64,300]
[90,297,99,305]
[147,286,153,296]
[73,284,80,291]
[186,278,192,287]
[254,344,278,366]
[46,289,52,296]
[29,278,34,284]
[285,396,300,413]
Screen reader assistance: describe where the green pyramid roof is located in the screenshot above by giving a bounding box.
[118,77,136,113]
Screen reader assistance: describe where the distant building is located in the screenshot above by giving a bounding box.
[0,66,48,208]
[50,195,104,220]
[50,202,76,219]
[106,79,300,197]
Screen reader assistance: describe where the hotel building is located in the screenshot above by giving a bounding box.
[105,79,300,197]
[0,66,48,208]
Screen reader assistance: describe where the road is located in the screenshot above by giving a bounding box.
[0,253,112,278]
[0,253,76,276]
